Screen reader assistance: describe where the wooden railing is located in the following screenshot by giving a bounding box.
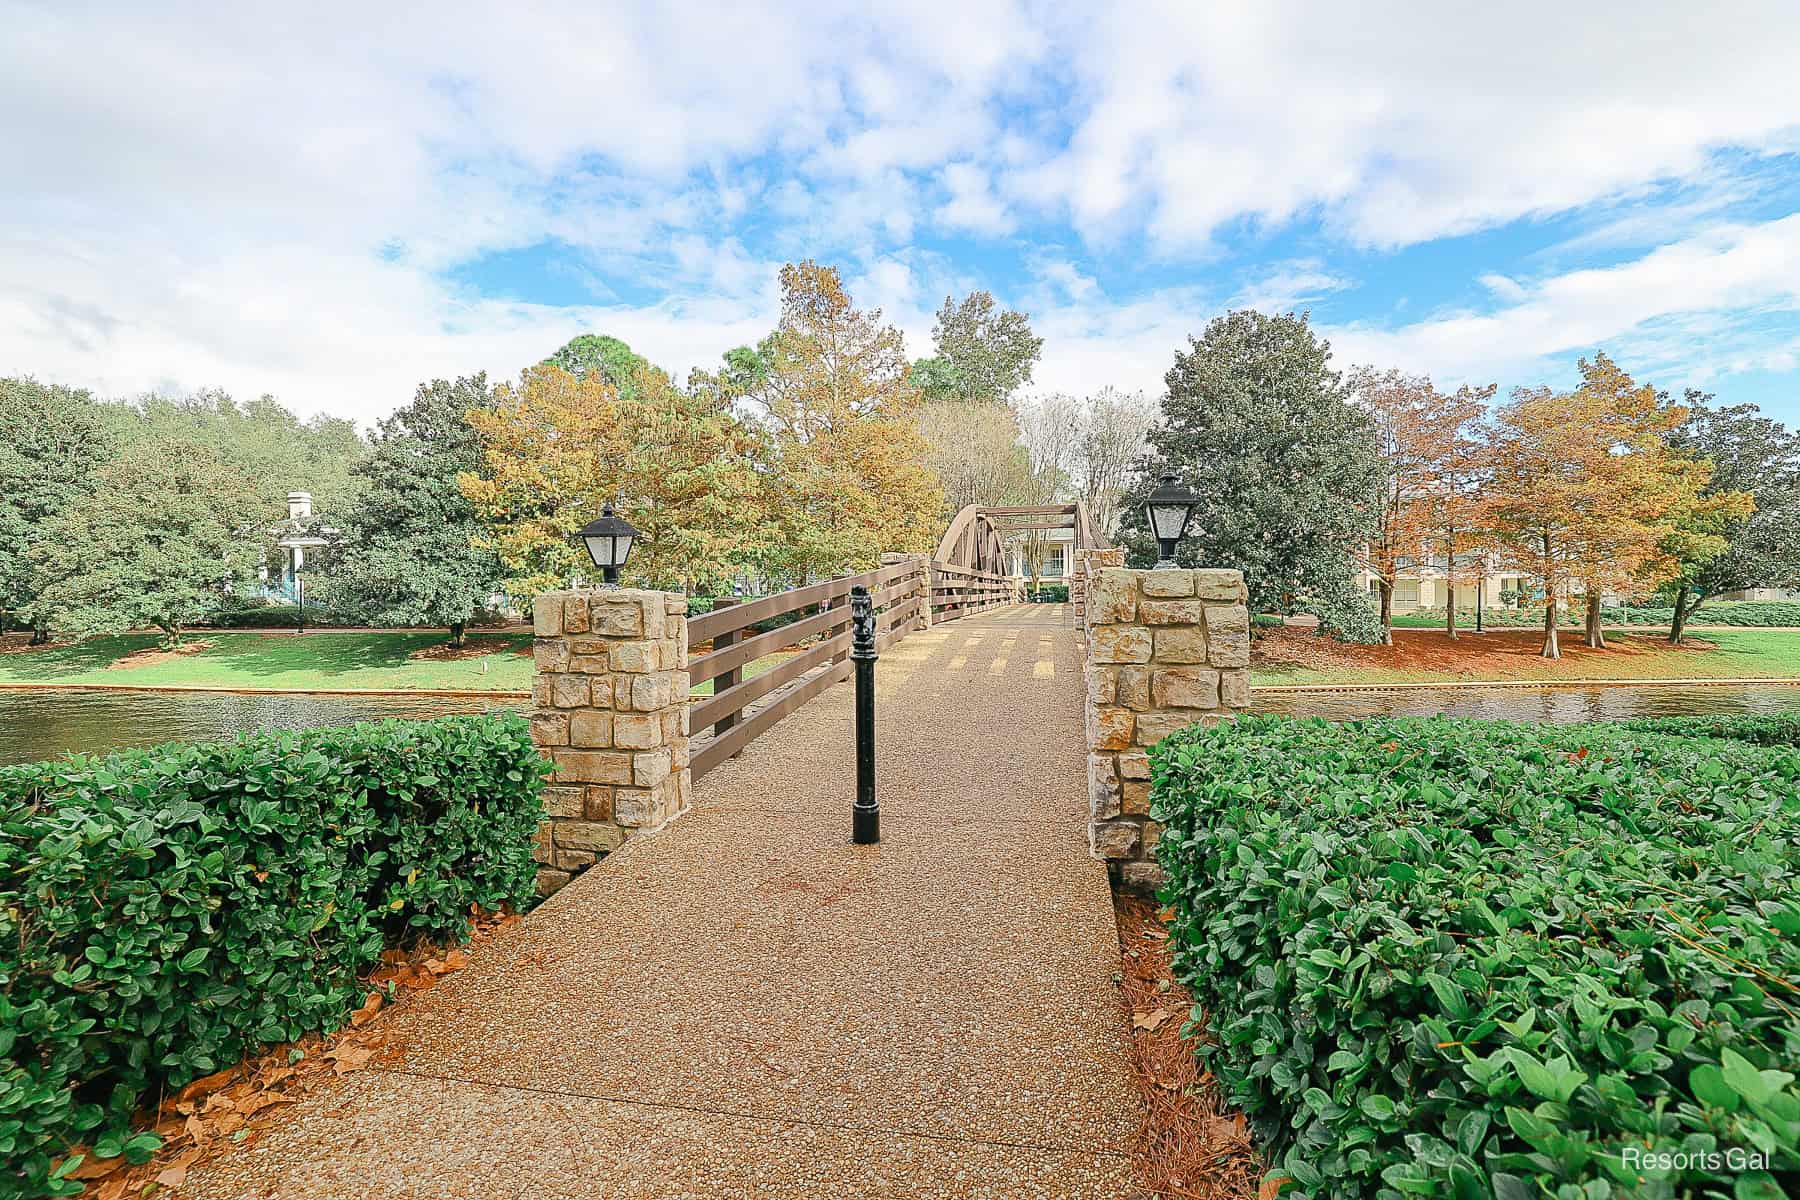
[928,561,1015,622]
[687,560,925,781]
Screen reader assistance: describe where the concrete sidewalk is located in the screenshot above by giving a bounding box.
[186,606,1139,1199]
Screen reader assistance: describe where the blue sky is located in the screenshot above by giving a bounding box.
[4,2,1799,425]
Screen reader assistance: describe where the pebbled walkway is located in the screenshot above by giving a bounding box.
[185,605,1138,1199]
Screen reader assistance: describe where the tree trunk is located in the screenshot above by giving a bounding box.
[1541,584,1560,659]
[1445,582,1458,640]
[450,620,466,648]
[1668,585,1689,644]
[29,619,50,646]
[1585,593,1606,649]
[1378,580,1394,645]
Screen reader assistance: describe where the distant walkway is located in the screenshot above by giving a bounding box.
[187,604,1138,1199]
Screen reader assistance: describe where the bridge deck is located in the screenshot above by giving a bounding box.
[188,603,1138,1199]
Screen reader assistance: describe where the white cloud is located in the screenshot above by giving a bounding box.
[4,1,1800,422]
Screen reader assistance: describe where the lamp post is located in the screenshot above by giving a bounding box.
[1143,473,1202,569]
[579,504,640,585]
[849,585,879,845]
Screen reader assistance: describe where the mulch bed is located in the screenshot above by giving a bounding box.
[1115,894,1260,1200]
[407,640,533,662]
[105,641,214,670]
[1252,625,1714,679]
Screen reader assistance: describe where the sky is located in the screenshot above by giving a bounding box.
[4,1,1800,428]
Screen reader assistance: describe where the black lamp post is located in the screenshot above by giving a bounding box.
[1143,473,1202,569]
[579,504,639,585]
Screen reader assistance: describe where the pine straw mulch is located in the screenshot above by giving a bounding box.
[406,639,534,662]
[1115,894,1263,1200]
[1252,625,1716,680]
[59,908,522,1199]
[102,642,215,671]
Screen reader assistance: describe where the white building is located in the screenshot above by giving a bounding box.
[260,491,332,601]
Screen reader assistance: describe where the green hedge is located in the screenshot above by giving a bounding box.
[1618,714,1800,747]
[1028,583,1070,603]
[0,715,550,1195]
[1153,715,1799,1196]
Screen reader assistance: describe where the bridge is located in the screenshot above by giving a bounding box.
[187,507,1255,1199]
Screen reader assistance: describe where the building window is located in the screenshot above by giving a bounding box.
[1394,579,1421,605]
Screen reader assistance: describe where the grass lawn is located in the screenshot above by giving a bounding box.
[0,631,538,691]
[1250,626,1800,687]
[0,630,805,695]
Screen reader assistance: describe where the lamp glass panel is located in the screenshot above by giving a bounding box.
[1147,502,1190,540]
[584,534,620,568]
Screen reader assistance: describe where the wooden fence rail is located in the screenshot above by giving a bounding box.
[927,560,1016,623]
[688,560,925,781]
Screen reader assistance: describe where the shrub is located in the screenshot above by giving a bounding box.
[1618,713,1800,747]
[1296,579,1385,645]
[0,714,550,1195]
[1392,600,1800,631]
[1027,583,1070,603]
[1153,715,1800,1196]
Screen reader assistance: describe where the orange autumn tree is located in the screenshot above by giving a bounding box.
[1347,367,1493,644]
[460,362,768,600]
[697,261,943,582]
[1485,353,1718,658]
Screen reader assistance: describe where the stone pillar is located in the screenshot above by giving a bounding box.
[1083,567,1250,891]
[880,552,932,628]
[1073,548,1125,626]
[528,588,691,896]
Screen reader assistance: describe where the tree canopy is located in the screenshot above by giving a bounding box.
[542,334,652,401]
[321,375,507,644]
[1126,310,1382,631]
[911,290,1042,406]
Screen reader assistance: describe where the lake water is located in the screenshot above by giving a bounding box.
[0,690,523,767]
[4,682,1800,769]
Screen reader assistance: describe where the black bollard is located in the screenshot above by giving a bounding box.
[849,584,879,844]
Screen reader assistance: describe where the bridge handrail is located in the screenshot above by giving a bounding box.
[688,561,926,781]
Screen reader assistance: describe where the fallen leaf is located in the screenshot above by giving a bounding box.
[443,948,469,970]
[349,991,384,1027]
[1260,1174,1294,1200]
[327,1044,373,1073]
[1133,1007,1178,1033]
[185,1114,208,1143]
[176,1065,239,1104]
[65,1152,124,1181]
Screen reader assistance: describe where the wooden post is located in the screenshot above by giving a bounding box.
[711,596,742,742]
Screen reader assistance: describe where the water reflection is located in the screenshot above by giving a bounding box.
[0,690,522,767]
[1252,683,1800,723]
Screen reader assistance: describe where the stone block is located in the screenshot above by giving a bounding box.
[1135,711,1199,746]
[555,848,597,873]
[569,655,609,675]
[570,710,613,748]
[1153,666,1220,709]
[631,672,673,712]
[1088,754,1121,820]
[613,787,653,827]
[1091,819,1141,860]
[568,638,610,657]
[531,824,554,864]
[1115,666,1150,710]
[613,713,664,749]
[532,678,553,708]
[535,868,571,897]
[554,820,627,854]
[584,786,614,820]
[1193,569,1246,602]
[1086,665,1117,705]
[1205,604,1250,667]
[532,593,563,637]
[1087,569,1138,624]
[633,747,673,787]
[665,594,688,615]
[533,639,569,672]
[1220,671,1250,709]
[1117,749,1151,780]
[1089,705,1135,751]
[551,674,591,709]
[611,641,655,673]
[553,748,634,785]
[1119,861,1167,891]
[540,784,584,818]
[638,595,666,640]
[1139,599,1209,626]
[1153,625,1207,664]
[591,600,644,637]
[1140,569,1195,598]
[529,712,570,747]
[562,595,590,635]
[1122,780,1152,815]
[1089,625,1152,664]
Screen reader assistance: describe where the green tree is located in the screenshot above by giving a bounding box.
[911,290,1043,406]
[29,439,259,645]
[543,333,651,401]
[117,390,367,524]
[320,376,506,646]
[1124,310,1383,631]
[0,378,116,641]
[1663,399,1800,642]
